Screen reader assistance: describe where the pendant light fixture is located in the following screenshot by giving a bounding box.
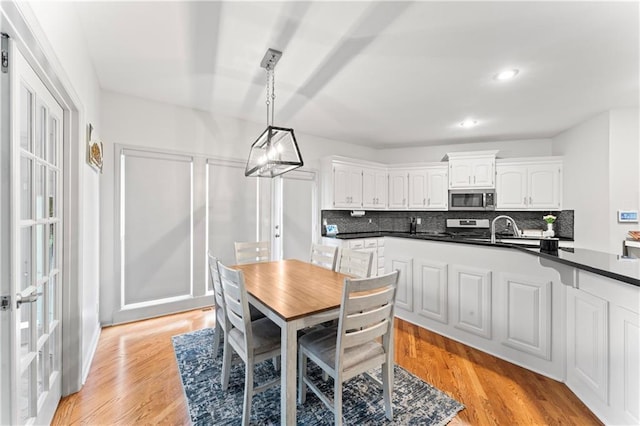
[245,48,303,178]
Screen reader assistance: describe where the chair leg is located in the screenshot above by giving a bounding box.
[272,355,280,371]
[382,361,393,421]
[221,340,232,390]
[298,350,307,403]
[213,322,222,357]
[334,380,343,426]
[242,360,254,426]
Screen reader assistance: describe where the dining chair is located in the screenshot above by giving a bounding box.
[208,252,267,360]
[234,241,270,265]
[207,252,228,358]
[310,243,338,270]
[334,247,373,278]
[297,270,400,425]
[217,261,282,426]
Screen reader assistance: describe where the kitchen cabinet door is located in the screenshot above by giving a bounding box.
[408,170,428,209]
[362,167,387,209]
[450,264,492,339]
[528,163,562,209]
[610,305,639,425]
[388,171,408,209]
[333,163,362,208]
[496,165,527,209]
[471,158,495,187]
[426,166,448,210]
[566,287,609,406]
[415,259,448,323]
[498,273,551,360]
[390,256,413,311]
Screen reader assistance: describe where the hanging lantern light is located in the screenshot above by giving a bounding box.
[245,48,303,178]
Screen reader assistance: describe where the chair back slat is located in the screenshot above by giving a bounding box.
[234,241,270,265]
[342,319,390,349]
[344,303,393,331]
[217,261,253,347]
[346,287,396,314]
[310,244,338,270]
[335,248,373,278]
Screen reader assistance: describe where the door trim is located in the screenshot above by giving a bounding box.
[1,1,86,396]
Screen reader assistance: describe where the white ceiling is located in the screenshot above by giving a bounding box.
[74,1,639,149]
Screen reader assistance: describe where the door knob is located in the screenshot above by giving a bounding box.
[16,292,42,308]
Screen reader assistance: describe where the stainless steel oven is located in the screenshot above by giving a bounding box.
[448,189,495,211]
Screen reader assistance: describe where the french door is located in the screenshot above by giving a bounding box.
[0,39,63,425]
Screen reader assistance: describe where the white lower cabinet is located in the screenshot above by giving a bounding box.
[610,306,640,425]
[450,264,492,339]
[321,237,385,277]
[498,273,551,360]
[414,259,448,323]
[383,236,638,425]
[565,271,640,425]
[386,238,563,381]
[385,237,568,381]
[391,256,413,311]
[566,287,609,405]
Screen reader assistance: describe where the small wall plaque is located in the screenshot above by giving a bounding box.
[87,123,103,173]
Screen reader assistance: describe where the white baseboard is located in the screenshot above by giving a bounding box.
[82,323,101,385]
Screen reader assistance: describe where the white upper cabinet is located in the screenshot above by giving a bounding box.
[496,158,563,210]
[408,169,428,209]
[388,171,409,209]
[362,167,388,209]
[407,165,448,210]
[426,166,449,209]
[332,163,363,208]
[322,158,387,210]
[447,151,498,189]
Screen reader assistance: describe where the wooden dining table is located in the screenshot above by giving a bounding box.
[232,259,349,425]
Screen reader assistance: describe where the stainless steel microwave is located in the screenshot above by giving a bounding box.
[448,189,495,211]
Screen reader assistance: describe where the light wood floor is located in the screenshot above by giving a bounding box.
[52,309,601,425]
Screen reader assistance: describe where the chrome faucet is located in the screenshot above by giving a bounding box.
[491,215,521,244]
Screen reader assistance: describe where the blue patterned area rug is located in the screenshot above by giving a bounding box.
[172,328,464,425]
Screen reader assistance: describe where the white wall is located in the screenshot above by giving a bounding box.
[99,90,378,324]
[374,138,553,164]
[553,109,639,253]
[608,109,640,254]
[21,2,102,385]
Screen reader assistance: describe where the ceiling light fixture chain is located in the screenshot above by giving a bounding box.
[270,66,276,127]
[265,67,272,126]
[245,47,303,178]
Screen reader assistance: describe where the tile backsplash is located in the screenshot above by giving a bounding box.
[321,209,574,239]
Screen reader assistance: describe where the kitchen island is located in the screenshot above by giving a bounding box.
[372,235,638,425]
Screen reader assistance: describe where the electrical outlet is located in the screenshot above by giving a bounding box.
[416,217,422,225]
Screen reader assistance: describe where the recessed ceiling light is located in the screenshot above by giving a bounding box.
[495,68,519,81]
[460,119,478,128]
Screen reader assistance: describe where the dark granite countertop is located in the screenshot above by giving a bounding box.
[325,232,639,287]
